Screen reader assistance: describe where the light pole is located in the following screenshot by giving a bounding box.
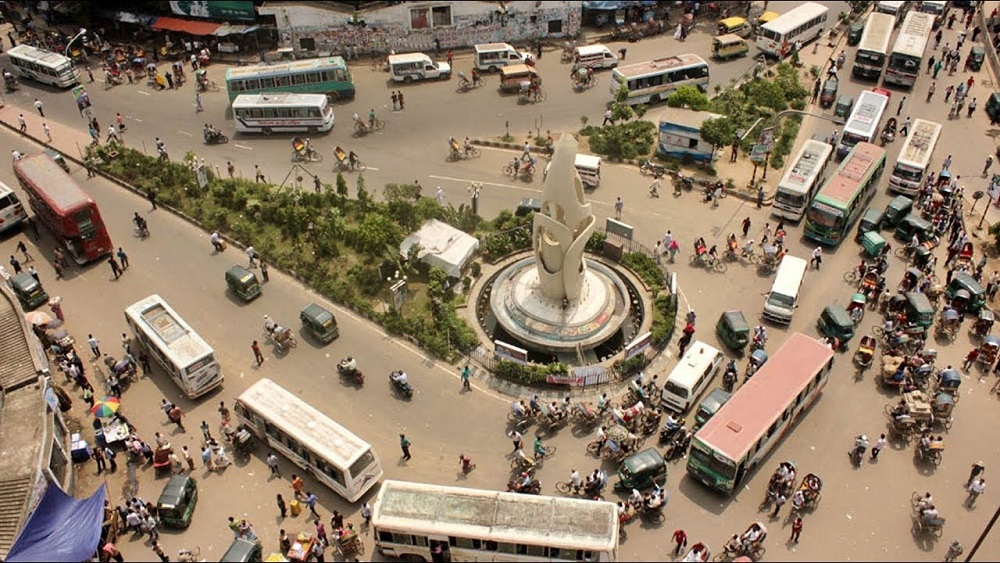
[468,182,483,216]
[64,28,87,58]
[387,270,407,313]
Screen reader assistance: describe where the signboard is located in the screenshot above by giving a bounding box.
[624,331,652,360]
[494,340,528,365]
[169,1,256,21]
[759,126,776,151]
[390,279,407,311]
[546,372,583,385]
[196,164,209,189]
[605,218,634,240]
[750,144,769,163]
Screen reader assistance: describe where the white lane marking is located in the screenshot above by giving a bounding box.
[177,131,192,137]
[138,91,151,96]
[233,144,253,150]
[429,174,534,192]
[363,166,380,171]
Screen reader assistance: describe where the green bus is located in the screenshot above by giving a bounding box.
[803,142,886,246]
[225,56,355,103]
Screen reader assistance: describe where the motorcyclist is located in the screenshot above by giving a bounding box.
[263,315,278,335]
[133,212,148,235]
[511,400,527,418]
[520,471,534,490]
[391,370,409,386]
[339,356,357,373]
[629,488,643,509]
[851,434,869,462]
[457,70,469,86]
[463,137,473,155]
[753,324,767,347]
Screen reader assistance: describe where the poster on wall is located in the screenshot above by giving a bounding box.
[169,1,256,22]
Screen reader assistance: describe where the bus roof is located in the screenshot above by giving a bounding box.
[613,54,707,78]
[816,142,886,205]
[844,90,890,138]
[236,379,372,468]
[897,119,941,168]
[373,480,619,552]
[7,44,72,67]
[858,13,896,54]
[225,57,346,80]
[693,333,833,462]
[778,140,833,193]
[232,93,328,108]
[124,295,213,365]
[892,11,933,57]
[12,154,92,213]
[761,2,829,35]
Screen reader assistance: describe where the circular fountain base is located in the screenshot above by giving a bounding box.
[489,256,631,355]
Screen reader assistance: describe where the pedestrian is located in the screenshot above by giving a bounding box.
[400,433,412,460]
[900,116,910,137]
[277,493,287,518]
[106,125,119,144]
[93,444,106,474]
[391,91,398,110]
[42,122,51,142]
[82,383,95,408]
[202,444,214,470]
[668,238,679,263]
[672,529,688,555]
[195,91,203,112]
[460,364,472,391]
[602,108,613,126]
[7,254,19,274]
[790,516,803,542]
[33,98,43,117]
[267,452,282,477]
[260,261,269,282]
[17,113,25,133]
[509,429,522,451]
[968,461,986,486]
[945,84,954,103]
[87,334,101,357]
[730,142,739,162]
[247,245,258,268]
[148,188,158,210]
[200,420,212,441]
[756,185,765,209]
[446,50,453,67]
[168,404,185,431]
[772,491,787,516]
[967,478,986,506]
[968,97,977,118]
[161,400,177,420]
[139,351,151,375]
[117,113,126,132]
[871,433,886,461]
[182,445,195,471]
[87,67,94,82]
[255,164,265,183]
[305,491,320,517]
[116,247,129,269]
[933,59,943,78]
[397,90,405,109]
[927,56,935,74]
[104,445,118,472]
[252,340,264,365]
[227,161,235,178]
[436,186,446,205]
[331,510,344,529]
[614,196,623,219]
[27,265,38,283]
[151,540,169,562]
[16,240,32,262]
[165,71,174,89]
[943,154,953,171]
[107,255,122,279]
[219,400,231,423]
[964,347,981,371]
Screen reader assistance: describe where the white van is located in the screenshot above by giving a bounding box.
[544,153,602,189]
[574,45,619,70]
[475,42,529,72]
[0,180,27,235]
[660,341,724,413]
[388,53,451,83]
[762,255,808,324]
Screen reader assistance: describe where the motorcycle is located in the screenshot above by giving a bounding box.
[658,417,686,445]
[507,478,541,495]
[104,354,137,380]
[664,428,692,461]
[723,362,738,392]
[203,129,229,145]
[337,358,364,385]
[639,158,666,177]
[133,216,149,239]
[389,370,414,398]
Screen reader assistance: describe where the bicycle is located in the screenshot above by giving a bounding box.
[533,445,557,462]
[689,253,728,273]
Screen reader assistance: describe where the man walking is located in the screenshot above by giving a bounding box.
[400,434,412,460]
[460,365,472,391]
[33,98,43,117]
[397,90,405,109]
[509,429,523,451]
[871,433,886,461]
[790,517,803,542]
[897,96,906,116]
[42,122,51,142]
[195,91,203,112]
[93,445,107,474]
[16,240,32,263]
[305,491,320,517]
[182,445,195,471]
[811,247,823,270]
[148,188,158,210]
[168,404,185,431]
[87,334,101,357]
[252,340,264,365]
[116,247,129,269]
[968,461,986,486]
[17,113,25,133]
[927,82,936,102]
[671,529,688,555]
[391,91,398,110]
[267,452,282,477]
[741,217,752,238]
[614,196,624,219]
[107,255,122,279]
[255,165,265,183]
[9,255,20,273]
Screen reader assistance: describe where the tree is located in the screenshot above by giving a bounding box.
[355,212,403,254]
[335,172,349,197]
[610,85,635,123]
[699,116,739,151]
[666,85,710,111]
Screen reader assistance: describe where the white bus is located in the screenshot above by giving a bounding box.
[853,13,896,80]
[877,1,908,17]
[234,378,383,502]
[885,11,933,88]
[7,45,78,88]
[232,93,335,134]
[756,2,829,58]
[372,480,620,562]
[123,294,222,399]
[889,118,941,195]
[836,90,890,160]
[917,0,946,25]
[773,139,834,221]
[609,54,709,106]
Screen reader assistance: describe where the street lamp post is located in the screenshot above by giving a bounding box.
[468,182,483,216]
[64,28,87,58]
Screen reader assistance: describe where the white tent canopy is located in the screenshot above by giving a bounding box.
[399,219,480,278]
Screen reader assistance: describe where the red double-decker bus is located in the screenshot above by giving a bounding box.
[13,154,112,264]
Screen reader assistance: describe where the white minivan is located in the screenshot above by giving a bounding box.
[474,42,530,72]
[388,53,451,83]
[573,45,619,70]
[660,341,724,413]
[0,180,26,235]
[762,255,808,324]
[544,153,602,189]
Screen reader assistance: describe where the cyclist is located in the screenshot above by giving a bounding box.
[708,245,719,263]
[569,469,583,493]
[348,150,360,169]
[471,67,480,84]
[463,137,473,156]
[368,108,376,128]
[533,436,548,460]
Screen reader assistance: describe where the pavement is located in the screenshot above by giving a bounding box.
[2,2,1000,561]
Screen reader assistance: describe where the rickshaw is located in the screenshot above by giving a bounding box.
[820,78,838,108]
[972,308,994,338]
[681,543,710,562]
[746,348,768,379]
[956,241,974,267]
[763,462,796,506]
[195,68,217,91]
[913,245,933,270]
[721,522,766,560]
[945,273,987,314]
[847,293,867,324]
[858,270,881,299]
[854,335,877,372]
[817,304,855,346]
[917,435,945,466]
[760,244,780,272]
[936,308,961,339]
[861,231,887,258]
[884,403,919,440]
[882,117,897,145]
[291,137,322,162]
[931,392,955,428]
[966,45,985,72]
[883,195,913,229]
[978,335,1000,367]
[570,402,601,425]
[911,499,945,537]
[267,324,298,355]
[353,113,385,135]
[795,473,822,509]
[716,310,750,354]
[571,66,598,90]
[834,95,854,119]
[335,527,364,559]
[935,368,961,400]
[905,292,935,329]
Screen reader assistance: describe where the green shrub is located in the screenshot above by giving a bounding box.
[621,252,665,288]
[587,120,656,160]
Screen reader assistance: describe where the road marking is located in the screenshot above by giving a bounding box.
[177,131,192,137]
[138,91,150,96]
[429,174,534,192]
[363,166,380,171]
[233,144,253,150]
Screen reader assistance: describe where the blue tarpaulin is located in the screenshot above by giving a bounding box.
[582,0,657,9]
[7,483,107,562]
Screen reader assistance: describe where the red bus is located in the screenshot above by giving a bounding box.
[13,154,112,264]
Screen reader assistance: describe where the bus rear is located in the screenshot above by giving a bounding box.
[889,119,941,195]
[885,11,933,88]
[853,13,895,80]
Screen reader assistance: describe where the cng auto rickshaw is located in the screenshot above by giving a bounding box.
[966,45,985,72]
[717,16,752,37]
[834,95,854,119]
[693,388,732,431]
[820,78,838,108]
[615,448,667,492]
[861,231,887,258]
[746,348,768,379]
[300,302,339,344]
[10,272,49,310]
[857,207,885,241]
[986,93,1000,123]
[818,304,855,346]
[712,34,750,60]
[847,22,865,46]
[716,310,750,354]
[905,292,935,329]
[946,272,987,314]
[220,538,263,563]
[225,265,261,302]
[895,214,937,247]
[157,474,198,528]
[883,195,914,229]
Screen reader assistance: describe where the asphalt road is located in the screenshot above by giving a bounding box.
[2,2,1000,561]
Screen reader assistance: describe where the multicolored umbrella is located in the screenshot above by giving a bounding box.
[91,396,120,418]
[24,311,53,326]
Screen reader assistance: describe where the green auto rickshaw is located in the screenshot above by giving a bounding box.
[225,265,261,302]
[10,272,49,310]
[716,310,750,354]
[817,304,855,344]
[861,231,887,258]
[300,302,339,344]
[834,95,854,119]
[946,272,987,314]
[614,448,667,492]
[883,195,913,229]
[221,538,263,563]
[967,45,985,72]
[157,474,198,529]
[847,22,864,46]
[987,93,1000,123]
[856,207,884,241]
[693,388,731,432]
[894,213,935,243]
[905,291,935,329]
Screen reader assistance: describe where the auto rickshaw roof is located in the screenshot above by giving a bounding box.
[622,448,665,475]
[301,303,335,325]
[933,392,955,406]
[226,265,256,283]
[720,310,749,331]
[905,291,933,313]
[749,348,768,365]
[10,272,39,292]
[221,538,261,562]
[900,213,932,230]
[822,304,853,327]
[984,335,1000,347]
[942,308,961,320]
[718,16,747,28]
[979,309,995,321]
[938,370,961,385]
[157,474,194,507]
[952,272,985,295]
[700,388,732,413]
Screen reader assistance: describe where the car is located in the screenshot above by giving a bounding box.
[300,302,339,344]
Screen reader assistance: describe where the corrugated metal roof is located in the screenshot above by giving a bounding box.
[0,286,43,391]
